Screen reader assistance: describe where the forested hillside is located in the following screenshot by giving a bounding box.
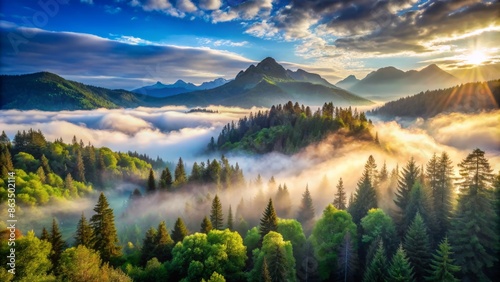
[1,128,499,281]
[209,100,374,154]
[371,80,500,118]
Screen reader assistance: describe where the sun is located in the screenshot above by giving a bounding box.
[465,50,487,65]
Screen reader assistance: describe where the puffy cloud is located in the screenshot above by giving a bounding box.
[199,0,221,10]
[0,25,254,89]
[211,0,273,23]
[176,0,197,13]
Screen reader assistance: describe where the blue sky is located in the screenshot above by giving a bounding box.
[1,0,499,89]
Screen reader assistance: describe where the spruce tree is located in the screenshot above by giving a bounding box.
[40,227,50,241]
[140,227,157,266]
[147,168,156,193]
[65,173,78,198]
[404,182,435,238]
[268,245,287,282]
[363,240,388,282]
[262,258,272,282]
[394,157,420,236]
[200,216,213,234]
[36,166,46,184]
[74,149,86,182]
[426,237,460,282]
[297,185,315,233]
[337,232,358,282]
[90,192,121,262]
[50,218,66,273]
[154,221,174,262]
[227,205,234,231]
[349,155,378,224]
[450,148,498,281]
[404,213,432,281]
[333,178,347,210]
[379,161,389,183]
[171,217,189,243]
[259,199,278,239]
[388,244,415,282]
[174,157,187,186]
[434,152,454,239]
[210,195,224,230]
[74,212,93,248]
[159,167,173,190]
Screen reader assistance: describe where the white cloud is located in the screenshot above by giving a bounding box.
[199,0,221,11]
[176,0,197,13]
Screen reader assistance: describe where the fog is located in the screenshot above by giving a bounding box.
[1,106,499,241]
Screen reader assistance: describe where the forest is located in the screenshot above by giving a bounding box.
[0,124,499,282]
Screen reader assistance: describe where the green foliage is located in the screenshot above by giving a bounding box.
[154,221,174,263]
[363,240,388,282]
[349,155,378,224]
[210,195,224,230]
[159,167,173,190]
[337,232,359,282]
[404,213,432,281]
[450,148,498,281]
[388,245,415,282]
[9,231,55,281]
[201,216,213,234]
[50,218,66,273]
[426,237,460,282]
[360,208,398,259]
[90,192,121,262]
[244,227,261,258]
[171,217,189,243]
[74,213,93,249]
[311,204,357,281]
[259,199,278,240]
[277,219,306,270]
[394,157,420,236]
[140,227,157,267]
[333,178,347,210]
[174,157,187,187]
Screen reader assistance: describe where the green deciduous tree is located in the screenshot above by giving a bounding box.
[450,148,498,281]
[360,208,398,262]
[11,231,55,281]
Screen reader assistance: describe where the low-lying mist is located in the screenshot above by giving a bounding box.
[2,106,498,243]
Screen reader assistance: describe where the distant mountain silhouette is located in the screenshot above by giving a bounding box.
[344,64,461,101]
[162,57,372,107]
[335,75,360,89]
[370,80,500,118]
[133,77,230,97]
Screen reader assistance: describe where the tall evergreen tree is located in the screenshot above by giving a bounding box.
[259,199,278,239]
[404,213,432,281]
[261,258,272,282]
[337,232,358,282]
[154,221,174,262]
[174,157,187,186]
[394,157,420,236]
[74,149,86,182]
[297,185,315,234]
[200,216,213,234]
[74,212,93,248]
[159,167,173,190]
[268,245,288,282]
[140,227,157,266]
[40,153,51,174]
[40,227,50,241]
[434,152,454,239]
[388,244,415,282]
[210,195,224,230]
[65,173,78,198]
[450,148,498,281]
[349,155,378,224]
[379,161,389,183]
[275,184,292,217]
[36,166,46,184]
[90,192,121,261]
[147,168,156,193]
[426,237,460,282]
[171,217,189,243]
[50,218,66,273]
[404,182,435,239]
[333,178,347,210]
[363,240,388,282]
[227,205,234,231]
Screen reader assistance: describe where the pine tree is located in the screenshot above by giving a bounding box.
[404,213,432,281]
[40,154,51,174]
[90,192,121,261]
[36,166,46,184]
[259,199,278,240]
[227,205,234,231]
[262,258,272,282]
[40,227,50,241]
[349,155,378,224]
[268,245,287,282]
[65,173,78,198]
[388,244,415,282]
[50,218,66,273]
[210,195,224,230]
[363,240,388,282]
[154,221,174,262]
[450,148,498,281]
[200,216,213,234]
[140,227,157,266]
[74,149,86,182]
[146,168,156,193]
[337,232,358,282]
[379,161,389,183]
[404,182,435,238]
[434,152,454,239]
[333,178,347,210]
[174,157,187,186]
[159,167,173,190]
[426,237,460,282]
[297,185,315,233]
[394,157,420,236]
[171,217,189,243]
[74,212,93,248]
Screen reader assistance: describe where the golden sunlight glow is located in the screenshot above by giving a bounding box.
[465,50,487,65]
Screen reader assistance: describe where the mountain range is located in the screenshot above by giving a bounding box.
[132,77,230,97]
[336,64,462,101]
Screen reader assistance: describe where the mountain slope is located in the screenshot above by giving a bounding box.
[163,57,372,107]
[370,80,500,118]
[348,64,461,101]
[336,75,360,89]
[132,78,229,97]
[0,72,148,110]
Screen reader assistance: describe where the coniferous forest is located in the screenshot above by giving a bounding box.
[0,100,499,281]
